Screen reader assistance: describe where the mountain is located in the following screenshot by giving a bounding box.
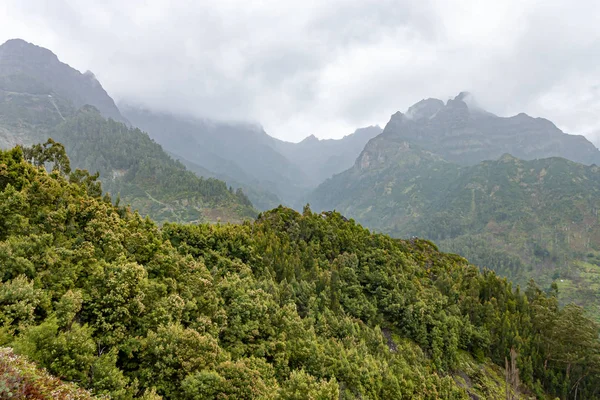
[172,151,282,211]
[310,94,600,320]
[0,39,255,223]
[272,125,382,187]
[121,106,307,208]
[121,106,381,209]
[2,145,599,398]
[0,38,126,123]
[382,92,600,166]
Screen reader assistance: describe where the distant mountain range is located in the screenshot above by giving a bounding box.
[0,38,381,218]
[384,92,600,166]
[310,93,600,319]
[121,105,381,209]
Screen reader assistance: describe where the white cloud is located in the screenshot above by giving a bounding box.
[1,0,600,143]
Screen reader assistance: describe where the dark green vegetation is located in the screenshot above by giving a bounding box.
[310,95,600,322]
[1,144,600,399]
[0,39,255,224]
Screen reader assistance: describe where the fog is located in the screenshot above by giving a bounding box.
[1,0,599,143]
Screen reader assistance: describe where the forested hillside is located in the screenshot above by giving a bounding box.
[1,144,599,399]
[51,106,256,223]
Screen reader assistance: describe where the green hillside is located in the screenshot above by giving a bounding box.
[310,139,600,321]
[1,144,599,399]
[51,106,256,223]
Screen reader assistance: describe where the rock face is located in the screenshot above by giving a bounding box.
[0,39,126,123]
[380,92,600,166]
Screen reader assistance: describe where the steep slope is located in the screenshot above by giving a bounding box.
[173,152,283,211]
[121,106,308,207]
[382,93,600,166]
[2,145,599,398]
[122,106,382,209]
[52,107,256,223]
[0,39,255,223]
[0,39,126,123]
[272,125,383,187]
[310,138,461,231]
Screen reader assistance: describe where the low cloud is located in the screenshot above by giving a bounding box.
[1,0,600,143]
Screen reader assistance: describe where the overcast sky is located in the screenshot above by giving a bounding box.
[1,0,600,143]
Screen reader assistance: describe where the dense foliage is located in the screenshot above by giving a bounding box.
[310,138,600,321]
[1,145,599,399]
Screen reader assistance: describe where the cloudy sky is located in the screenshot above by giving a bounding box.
[1,0,600,143]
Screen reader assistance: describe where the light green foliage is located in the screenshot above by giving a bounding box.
[0,275,44,329]
[278,370,339,400]
[0,145,599,399]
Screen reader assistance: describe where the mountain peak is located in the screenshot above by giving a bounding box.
[498,153,519,162]
[301,134,319,143]
[406,98,444,120]
[454,91,472,101]
[0,38,59,63]
[0,39,126,123]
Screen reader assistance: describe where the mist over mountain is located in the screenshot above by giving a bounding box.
[382,92,600,166]
[272,125,382,187]
[0,39,255,223]
[121,105,381,209]
[2,34,600,399]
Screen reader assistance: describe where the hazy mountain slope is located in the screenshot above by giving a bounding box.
[310,139,461,231]
[172,151,283,210]
[0,39,126,123]
[383,92,600,166]
[272,125,383,186]
[52,107,256,223]
[121,106,307,207]
[0,39,255,223]
[0,85,75,148]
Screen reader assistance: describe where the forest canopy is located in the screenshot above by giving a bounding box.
[0,143,599,399]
